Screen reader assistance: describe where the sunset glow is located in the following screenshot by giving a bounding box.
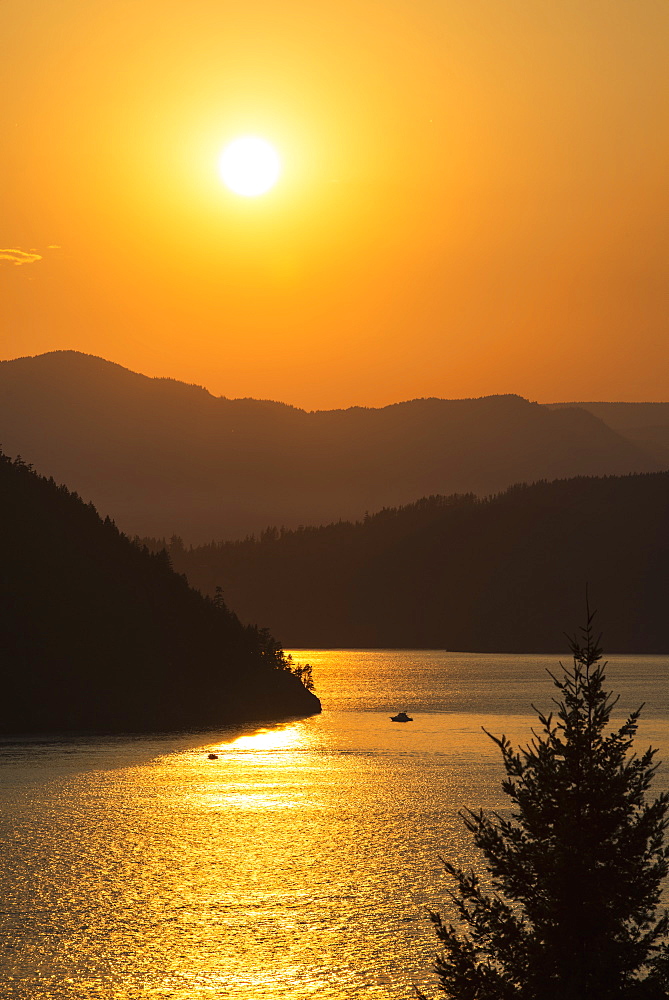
[3,4,669,995]
[2,1,668,407]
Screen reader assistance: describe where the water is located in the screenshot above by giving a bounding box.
[1,651,668,999]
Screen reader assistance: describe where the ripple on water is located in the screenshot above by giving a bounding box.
[1,651,667,999]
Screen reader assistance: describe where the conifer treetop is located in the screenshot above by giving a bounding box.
[419,608,669,1000]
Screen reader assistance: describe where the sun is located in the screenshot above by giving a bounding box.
[218,136,281,197]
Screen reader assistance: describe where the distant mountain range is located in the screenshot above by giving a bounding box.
[0,449,319,733]
[1,351,666,542]
[548,402,669,466]
[146,473,669,652]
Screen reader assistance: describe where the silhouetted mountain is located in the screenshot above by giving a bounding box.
[548,402,669,466]
[0,451,319,734]
[0,352,661,542]
[147,473,669,652]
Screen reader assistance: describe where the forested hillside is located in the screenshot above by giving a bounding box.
[0,351,660,541]
[147,473,669,652]
[0,452,319,733]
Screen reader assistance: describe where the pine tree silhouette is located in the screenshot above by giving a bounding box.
[421,607,669,999]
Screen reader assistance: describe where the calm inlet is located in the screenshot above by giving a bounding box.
[1,651,668,999]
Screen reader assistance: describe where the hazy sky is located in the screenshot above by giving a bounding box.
[2,0,668,409]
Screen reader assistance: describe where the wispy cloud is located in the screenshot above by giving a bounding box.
[0,248,43,266]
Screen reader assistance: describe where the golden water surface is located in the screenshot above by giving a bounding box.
[1,651,667,999]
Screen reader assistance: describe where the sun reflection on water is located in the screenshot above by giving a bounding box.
[1,652,667,999]
[216,722,308,754]
[181,722,321,812]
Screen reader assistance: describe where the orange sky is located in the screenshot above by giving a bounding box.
[2,0,668,409]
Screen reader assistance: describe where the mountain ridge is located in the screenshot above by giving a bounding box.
[0,448,320,733]
[0,351,663,541]
[147,472,669,653]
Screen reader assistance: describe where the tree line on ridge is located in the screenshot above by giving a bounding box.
[143,472,669,652]
[0,451,319,733]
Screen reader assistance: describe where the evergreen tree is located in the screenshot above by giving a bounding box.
[422,609,669,999]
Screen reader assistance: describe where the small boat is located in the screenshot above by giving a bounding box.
[207,753,219,760]
[390,712,413,723]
